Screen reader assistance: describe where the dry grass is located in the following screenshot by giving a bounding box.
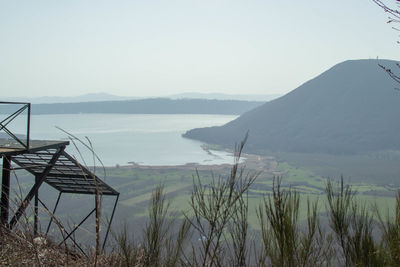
[0,224,149,267]
[0,225,87,266]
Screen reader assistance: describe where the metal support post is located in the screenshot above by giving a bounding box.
[95,194,100,255]
[58,208,96,246]
[34,175,39,236]
[102,194,119,250]
[1,156,11,226]
[46,191,62,234]
[26,103,30,149]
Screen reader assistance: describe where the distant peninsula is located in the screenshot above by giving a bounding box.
[0,98,264,115]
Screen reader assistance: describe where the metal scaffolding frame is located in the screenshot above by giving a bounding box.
[0,101,30,150]
[0,101,120,252]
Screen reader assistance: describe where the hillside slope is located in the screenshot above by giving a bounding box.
[183,59,400,154]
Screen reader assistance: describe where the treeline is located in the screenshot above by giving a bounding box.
[0,98,263,115]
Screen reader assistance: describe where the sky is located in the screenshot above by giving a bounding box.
[0,0,399,98]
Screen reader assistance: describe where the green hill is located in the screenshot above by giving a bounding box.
[183,59,400,154]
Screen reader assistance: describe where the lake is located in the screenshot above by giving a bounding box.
[6,113,238,166]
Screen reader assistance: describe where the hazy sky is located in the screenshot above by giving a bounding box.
[0,0,399,98]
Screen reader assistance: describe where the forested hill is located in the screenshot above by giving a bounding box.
[0,98,263,115]
[183,59,400,154]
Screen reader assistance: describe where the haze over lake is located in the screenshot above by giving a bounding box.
[11,113,238,166]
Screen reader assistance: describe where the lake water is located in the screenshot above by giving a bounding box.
[6,114,238,166]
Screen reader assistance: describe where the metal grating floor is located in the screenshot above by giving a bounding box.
[10,148,118,196]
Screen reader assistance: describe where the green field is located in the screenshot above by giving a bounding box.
[102,153,400,228]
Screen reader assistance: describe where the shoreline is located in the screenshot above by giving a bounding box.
[109,152,281,174]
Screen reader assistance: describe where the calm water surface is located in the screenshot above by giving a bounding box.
[11,114,238,166]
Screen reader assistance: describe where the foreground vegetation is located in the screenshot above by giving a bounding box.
[105,180,400,266]
[3,140,400,266]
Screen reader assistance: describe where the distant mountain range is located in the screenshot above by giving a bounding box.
[2,93,135,104]
[2,92,281,104]
[0,98,263,115]
[183,59,400,154]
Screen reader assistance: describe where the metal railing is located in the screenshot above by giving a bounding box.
[0,101,31,150]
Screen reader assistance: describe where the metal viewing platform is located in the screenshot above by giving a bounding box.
[0,101,119,253]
